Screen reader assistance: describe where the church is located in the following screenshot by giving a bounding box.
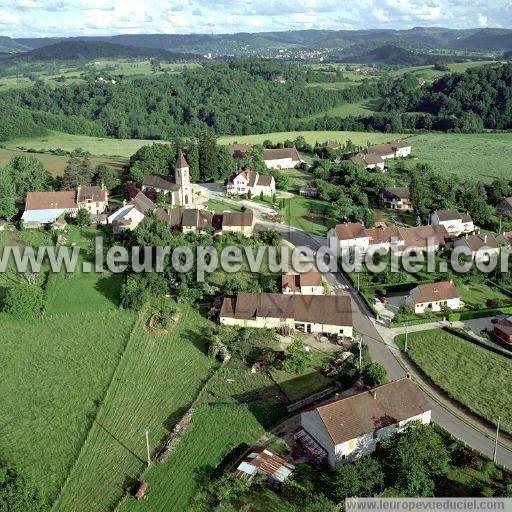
[141,150,194,207]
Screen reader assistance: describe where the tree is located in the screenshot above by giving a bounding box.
[271,169,290,190]
[0,464,46,512]
[198,131,218,182]
[3,284,45,318]
[282,339,311,374]
[382,423,450,497]
[0,166,16,219]
[241,145,267,174]
[92,163,120,191]
[128,143,176,177]
[362,361,387,387]
[120,275,150,310]
[216,144,236,180]
[62,151,92,190]
[75,208,91,227]
[330,456,384,502]
[4,155,52,198]
[185,139,200,182]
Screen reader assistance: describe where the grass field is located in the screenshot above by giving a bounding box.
[0,147,126,176]
[117,363,287,512]
[0,310,137,504]
[52,301,216,512]
[303,99,380,121]
[282,194,333,235]
[389,61,501,82]
[271,351,336,402]
[205,198,243,213]
[405,132,512,183]
[454,281,512,309]
[396,329,512,434]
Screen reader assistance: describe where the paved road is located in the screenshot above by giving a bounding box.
[281,227,512,469]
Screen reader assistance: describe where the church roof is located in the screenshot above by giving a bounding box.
[175,150,188,170]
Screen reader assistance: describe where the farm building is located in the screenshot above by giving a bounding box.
[107,192,156,233]
[300,378,431,467]
[234,447,294,483]
[228,144,301,169]
[219,293,353,337]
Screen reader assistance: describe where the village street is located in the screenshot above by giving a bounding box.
[275,223,512,469]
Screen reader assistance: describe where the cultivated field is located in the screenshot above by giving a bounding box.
[0,147,126,176]
[0,310,137,504]
[117,363,287,512]
[405,132,512,182]
[303,99,379,121]
[396,329,512,434]
[52,302,215,512]
[7,130,407,158]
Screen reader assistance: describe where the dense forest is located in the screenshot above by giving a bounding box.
[0,60,343,139]
[381,63,512,129]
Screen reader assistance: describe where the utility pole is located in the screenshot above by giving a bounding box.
[144,428,151,467]
[404,320,409,352]
[493,417,500,464]
[357,273,360,291]
[358,336,362,370]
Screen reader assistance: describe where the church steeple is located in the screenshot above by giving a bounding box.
[175,150,188,170]
[174,149,192,207]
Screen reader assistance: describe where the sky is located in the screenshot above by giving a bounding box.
[0,0,510,38]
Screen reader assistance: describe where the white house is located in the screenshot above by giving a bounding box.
[405,281,462,314]
[453,233,500,262]
[368,140,411,160]
[227,169,275,197]
[430,210,474,237]
[327,222,449,257]
[140,151,193,207]
[107,192,156,233]
[263,147,301,169]
[228,144,301,169]
[380,187,412,210]
[350,152,385,170]
[300,378,431,467]
[220,293,353,338]
[282,271,324,295]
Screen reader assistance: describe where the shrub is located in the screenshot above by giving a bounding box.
[74,208,91,227]
[282,340,311,375]
[362,361,387,387]
[3,284,45,318]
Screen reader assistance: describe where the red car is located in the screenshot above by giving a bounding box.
[376,295,389,304]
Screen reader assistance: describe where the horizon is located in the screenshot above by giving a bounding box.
[1,1,511,39]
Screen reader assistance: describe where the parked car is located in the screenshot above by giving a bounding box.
[376,295,389,304]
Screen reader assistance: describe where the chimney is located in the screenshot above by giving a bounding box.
[484,234,488,243]
[465,233,468,239]
[123,199,127,207]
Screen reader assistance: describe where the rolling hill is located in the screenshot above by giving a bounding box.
[4,40,202,62]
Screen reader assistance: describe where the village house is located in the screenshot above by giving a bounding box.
[430,209,474,237]
[21,185,108,228]
[327,222,449,257]
[317,140,340,150]
[496,197,512,218]
[140,151,193,207]
[107,192,156,233]
[76,184,109,215]
[350,152,385,170]
[219,293,353,337]
[234,447,294,483]
[156,207,255,236]
[282,271,324,295]
[300,378,431,467]
[380,187,411,210]
[227,169,275,197]
[405,281,462,314]
[228,144,301,169]
[453,233,500,262]
[367,140,411,160]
